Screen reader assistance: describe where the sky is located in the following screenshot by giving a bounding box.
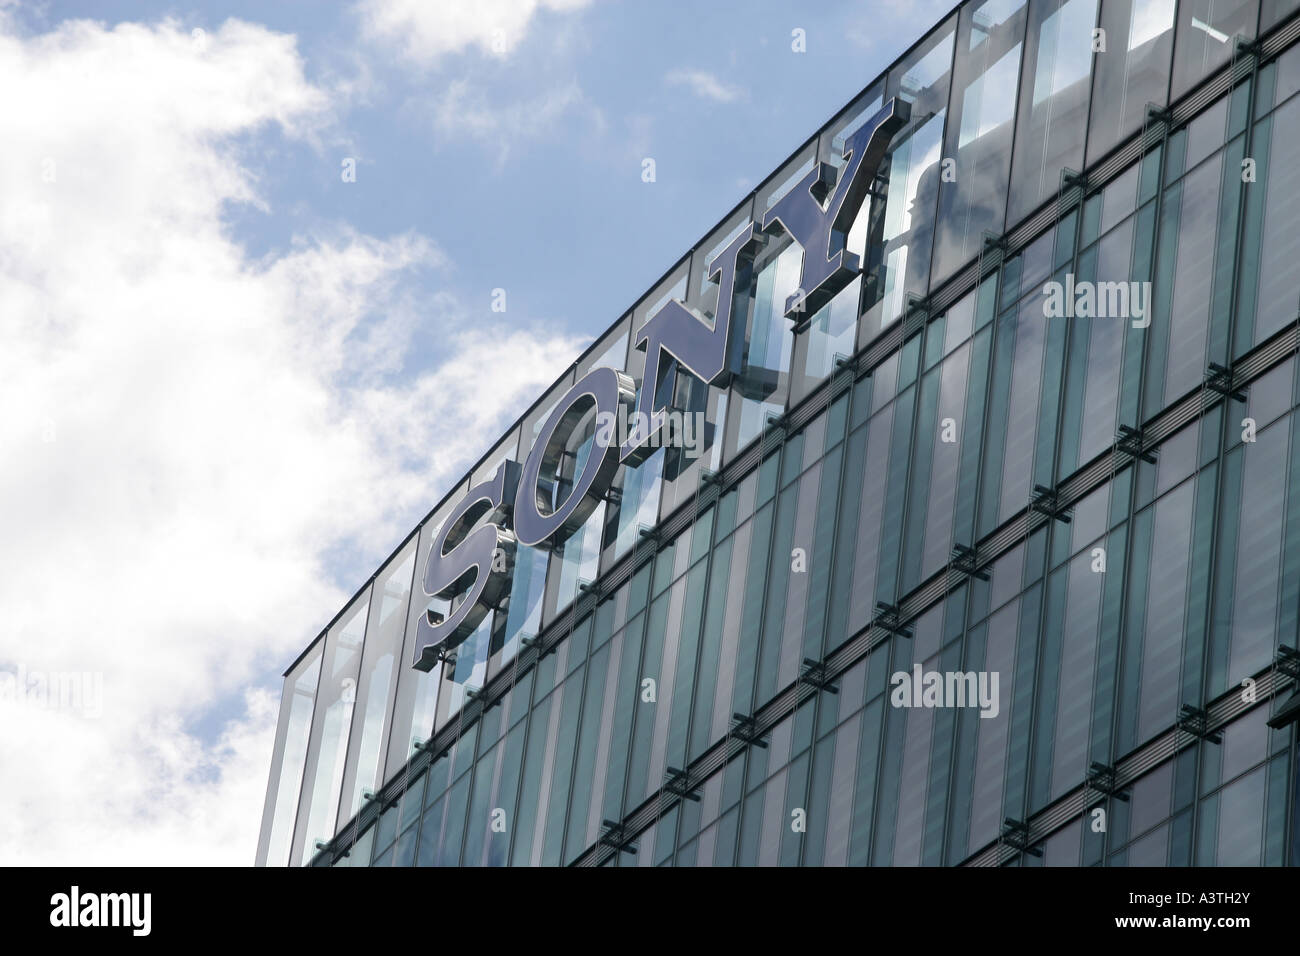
[0,0,953,865]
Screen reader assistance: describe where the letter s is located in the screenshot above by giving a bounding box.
[411,461,520,670]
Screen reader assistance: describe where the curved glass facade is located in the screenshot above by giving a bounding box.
[257,0,1300,867]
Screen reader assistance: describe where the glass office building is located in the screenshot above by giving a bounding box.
[257,0,1300,867]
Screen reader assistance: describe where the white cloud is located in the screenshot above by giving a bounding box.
[665,68,743,104]
[430,77,598,157]
[0,16,583,864]
[358,0,594,65]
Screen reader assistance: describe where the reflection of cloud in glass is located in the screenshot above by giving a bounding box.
[885,114,944,242]
[1129,0,1176,51]
[959,46,1021,148]
[933,49,1020,284]
[868,110,944,326]
[1032,0,1098,108]
[905,28,957,90]
[833,97,887,261]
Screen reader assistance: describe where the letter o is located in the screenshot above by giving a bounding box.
[514,367,635,547]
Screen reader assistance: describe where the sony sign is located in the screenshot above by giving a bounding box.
[411,97,908,671]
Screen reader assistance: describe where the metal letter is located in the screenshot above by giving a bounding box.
[514,366,636,547]
[620,221,761,464]
[411,460,519,670]
[760,97,908,319]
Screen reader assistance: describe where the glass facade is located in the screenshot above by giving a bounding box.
[257,1,1300,867]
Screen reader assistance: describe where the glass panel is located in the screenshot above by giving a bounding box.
[453,434,523,704]
[385,492,463,781]
[1214,764,1266,865]
[469,429,520,487]
[904,338,973,589]
[1008,0,1099,224]
[988,295,1049,525]
[788,85,886,400]
[483,373,575,679]
[1261,0,1300,30]
[757,142,818,215]
[793,282,859,400]
[1086,0,1176,165]
[1046,549,1105,799]
[658,214,741,513]
[1181,93,1230,173]
[1263,44,1300,116]
[1171,0,1258,100]
[943,289,977,355]
[337,537,417,827]
[724,237,797,455]
[1100,163,1140,236]
[860,18,956,341]
[632,260,690,333]
[606,453,663,566]
[967,600,1019,853]
[1042,818,1082,864]
[1219,420,1289,689]
[257,643,322,866]
[578,316,632,378]
[931,0,1028,285]
[1060,217,1136,473]
[1137,481,1194,742]
[543,330,630,622]
[601,310,670,569]
[1148,149,1228,411]
[291,588,371,864]
[1237,95,1300,351]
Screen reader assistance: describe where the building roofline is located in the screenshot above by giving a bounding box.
[280,0,1004,676]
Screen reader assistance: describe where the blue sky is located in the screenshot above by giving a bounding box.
[0,0,951,863]
[22,0,951,363]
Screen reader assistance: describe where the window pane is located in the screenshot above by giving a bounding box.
[1215,765,1266,865]
[338,538,417,826]
[931,0,1028,284]
[860,20,955,341]
[257,644,322,866]
[1171,0,1258,100]
[291,589,370,864]
[726,241,798,453]
[1237,96,1300,351]
[1008,0,1099,223]
[1147,151,1226,412]
[1086,0,1176,164]
[386,492,465,780]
